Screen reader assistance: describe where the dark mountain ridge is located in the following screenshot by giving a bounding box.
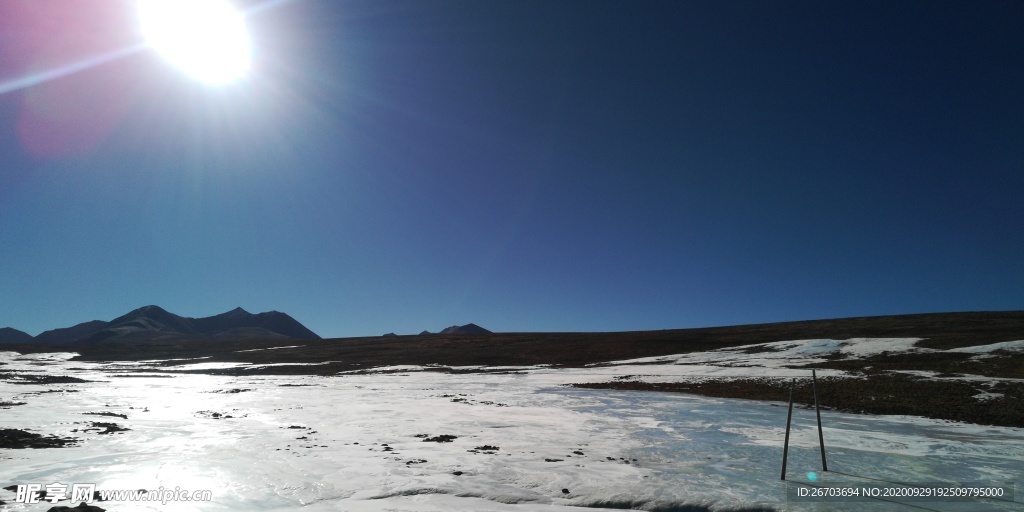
[439,323,492,335]
[34,320,109,344]
[1,305,320,345]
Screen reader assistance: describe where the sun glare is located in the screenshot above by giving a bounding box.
[137,0,250,84]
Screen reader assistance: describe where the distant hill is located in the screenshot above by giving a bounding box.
[0,327,33,344]
[439,323,492,335]
[0,305,320,345]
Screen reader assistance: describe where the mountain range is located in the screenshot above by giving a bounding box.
[0,305,320,345]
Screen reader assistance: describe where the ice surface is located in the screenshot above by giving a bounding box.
[2,345,1022,512]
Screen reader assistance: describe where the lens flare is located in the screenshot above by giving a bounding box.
[137,0,251,84]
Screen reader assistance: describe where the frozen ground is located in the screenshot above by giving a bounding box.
[1,340,1022,512]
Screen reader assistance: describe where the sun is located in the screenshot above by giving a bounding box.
[137,0,251,84]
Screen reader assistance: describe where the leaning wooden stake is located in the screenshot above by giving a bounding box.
[812,369,828,472]
[781,378,795,480]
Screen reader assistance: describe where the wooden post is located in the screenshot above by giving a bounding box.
[812,369,828,472]
[781,378,795,480]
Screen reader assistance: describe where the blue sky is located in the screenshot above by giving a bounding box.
[1,0,1022,338]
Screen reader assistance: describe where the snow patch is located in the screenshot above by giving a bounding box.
[837,337,925,357]
[950,340,1024,353]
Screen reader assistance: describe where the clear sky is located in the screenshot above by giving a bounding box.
[1,0,1022,338]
